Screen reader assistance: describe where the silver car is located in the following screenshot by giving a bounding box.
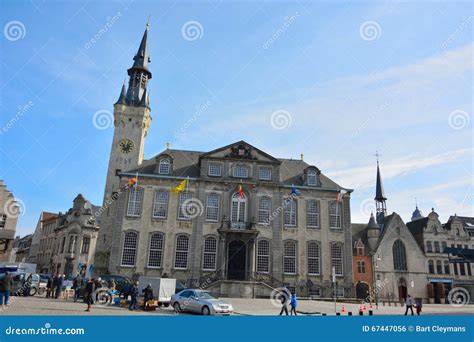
[171,289,233,315]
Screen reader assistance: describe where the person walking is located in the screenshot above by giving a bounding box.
[129,281,139,311]
[404,294,414,315]
[142,284,154,311]
[0,272,13,309]
[84,278,95,312]
[55,274,64,299]
[290,293,298,316]
[415,298,422,316]
[46,275,53,298]
[278,288,290,316]
[72,273,83,302]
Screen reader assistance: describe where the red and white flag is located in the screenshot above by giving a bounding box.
[336,189,346,203]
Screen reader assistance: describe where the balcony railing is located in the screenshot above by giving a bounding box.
[220,220,254,230]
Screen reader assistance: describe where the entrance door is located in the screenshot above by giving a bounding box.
[356,282,370,299]
[227,240,247,280]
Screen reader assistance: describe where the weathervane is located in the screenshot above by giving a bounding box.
[374,150,382,164]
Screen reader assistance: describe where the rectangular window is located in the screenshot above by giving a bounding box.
[331,243,343,276]
[357,261,366,273]
[307,243,320,275]
[148,233,164,268]
[127,188,144,217]
[121,232,138,266]
[283,199,297,226]
[202,237,217,271]
[81,236,90,254]
[441,242,447,253]
[178,191,193,220]
[205,193,220,222]
[152,190,169,219]
[258,196,271,225]
[174,235,189,269]
[436,261,443,274]
[306,200,320,228]
[67,235,77,253]
[329,203,342,229]
[233,165,248,178]
[60,236,66,253]
[208,163,222,177]
[0,214,6,228]
[257,240,270,273]
[434,241,440,253]
[444,261,450,274]
[426,241,432,253]
[283,242,297,274]
[258,167,272,181]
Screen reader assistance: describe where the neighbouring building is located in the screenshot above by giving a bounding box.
[35,212,59,274]
[12,234,33,263]
[407,211,474,303]
[51,194,100,278]
[27,211,57,265]
[94,25,354,298]
[0,180,18,262]
[352,161,427,302]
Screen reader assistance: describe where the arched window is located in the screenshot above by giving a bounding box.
[257,240,270,273]
[205,193,220,222]
[148,233,164,268]
[121,231,138,266]
[426,241,432,253]
[393,239,407,271]
[127,187,144,217]
[231,192,247,226]
[283,241,297,274]
[258,196,271,225]
[174,235,189,269]
[158,157,171,174]
[202,236,217,271]
[428,260,434,273]
[329,202,341,229]
[331,243,343,275]
[307,170,317,186]
[306,199,320,228]
[152,190,169,218]
[283,198,297,226]
[307,242,320,275]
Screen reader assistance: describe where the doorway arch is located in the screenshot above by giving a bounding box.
[227,240,247,280]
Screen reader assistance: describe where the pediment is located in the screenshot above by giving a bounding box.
[201,140,281,164]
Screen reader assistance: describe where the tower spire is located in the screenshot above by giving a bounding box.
[373,152,387,225]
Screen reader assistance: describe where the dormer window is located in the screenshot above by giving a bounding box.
[158,157,171,175]
[208,163,222,177]
[307,170,317,186]
[233,165,248,178]
[258,167,272,181]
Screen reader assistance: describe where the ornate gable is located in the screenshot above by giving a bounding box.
[201,140,281,164]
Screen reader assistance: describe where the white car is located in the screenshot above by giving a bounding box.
[171,289,233,315]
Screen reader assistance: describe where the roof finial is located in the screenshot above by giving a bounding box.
[415,197,418,209]
[300,153,304,161]
[374,150,381,164]
[146,15,151,29]
[166,142,170,150]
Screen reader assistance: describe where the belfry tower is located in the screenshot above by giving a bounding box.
[374,153,387,226]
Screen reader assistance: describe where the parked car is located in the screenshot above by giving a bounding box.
[171,289,233,315]
[99,275,133,297]
[0,273,46,296]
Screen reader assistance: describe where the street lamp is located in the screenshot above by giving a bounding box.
[373,254,381,309]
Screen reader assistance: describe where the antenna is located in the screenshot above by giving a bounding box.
[374,150,382,164]
[146,15,151,28]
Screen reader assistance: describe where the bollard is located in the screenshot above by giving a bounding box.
[336,312,341,316]
[348,312,352,316]
[369,310,373,316]
[359,310,363,316]
[322,313,327,316]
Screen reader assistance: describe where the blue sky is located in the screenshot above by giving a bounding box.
[1,0,472,236]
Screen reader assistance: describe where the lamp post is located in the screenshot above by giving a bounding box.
[373,254,381,309]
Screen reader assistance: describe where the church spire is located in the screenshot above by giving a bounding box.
[115,81,127,105]
[373,152,387,225]
[125,22,152,107]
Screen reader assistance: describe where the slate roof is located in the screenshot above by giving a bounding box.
[406,217,429,236]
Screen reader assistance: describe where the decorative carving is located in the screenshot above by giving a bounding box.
[226,144,255,159]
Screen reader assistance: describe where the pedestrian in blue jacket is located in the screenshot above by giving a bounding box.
[290,293,297,316]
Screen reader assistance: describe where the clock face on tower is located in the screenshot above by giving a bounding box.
[118,139,135,154]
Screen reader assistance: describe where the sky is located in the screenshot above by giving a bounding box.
[0,0,472,237]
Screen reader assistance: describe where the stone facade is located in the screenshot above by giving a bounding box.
[35,212,59,274]
[0,180,18,262]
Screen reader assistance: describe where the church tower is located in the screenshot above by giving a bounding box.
[103,24,152,203]
[374,156,387,226]
[95,24,152,274]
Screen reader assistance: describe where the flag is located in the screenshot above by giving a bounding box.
[290,185,300,196]
[128,172,138,188]
[336,189,346,203]
[171,179,187,193]
[238,184,244,198]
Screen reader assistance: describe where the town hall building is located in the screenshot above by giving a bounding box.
[94,25,354,298]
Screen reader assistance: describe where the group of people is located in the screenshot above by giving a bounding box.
[278,289,298,316]
[0,272,13,309]
[404,294,422,315]
[45,273,65,299]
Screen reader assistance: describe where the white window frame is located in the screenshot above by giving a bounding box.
[208,163,222,177]
[306,199,320,228]
[233,165,249,178]
[158,157,171,174]
[307,170,317,186]
[147,232,164,268]
[258,196,271,225]
[152,190,169,219]
[174,235,189,269]
[202,236,218,271]
[177,191,193,220]
[283,198,297,227]
[257,239,270,273]
[121,231,138,266]
[307,242,320,275]
[205,193,220,222]
[329,202,342,229]
[258,166,272,181]
[283,241,297,274]
[127,187,144,217]
[331,243,343,276]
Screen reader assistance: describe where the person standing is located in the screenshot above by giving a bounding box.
[72,273,83,303]
[55,274,64,299]
[84,278,95,312]
[415,298,422,316]
[0,272,13,309]
[142,284,154,311]
[129,281,139,311]
[46,275,53,298]
[404,294,414,315]
[278,288,290,316]
[290,293,298,316]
